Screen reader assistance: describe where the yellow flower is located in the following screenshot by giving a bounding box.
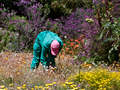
[62,84,66,87]
[22,84,26,87]
[68,82,74,85]
[39,86,42,89]
[52,82,56,84]
[0,86,5,89]
[34,86,38,89]
[109,8,111,10]
[9,84,13,87]
[48,84,53,86]
[45,84,49,87]
[70,85,76,88]
[65,81,69,84]
[31,88,34,90]
[17,87,21,90]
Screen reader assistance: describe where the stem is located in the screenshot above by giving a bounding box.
[79,66,81,82]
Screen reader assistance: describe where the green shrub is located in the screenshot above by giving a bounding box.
[0,28,14,52]
[99,17,120,63]
[5,15,33,52]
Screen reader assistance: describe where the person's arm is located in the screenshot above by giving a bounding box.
[40,46,48,68]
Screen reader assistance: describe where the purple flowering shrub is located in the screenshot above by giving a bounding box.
[7,16,33,51]
[59,8,95,39]
[0,3,34,52]
[14,0,50,38]
[0,0,51,52]
[1,14,34,51]
[0,3,17,28]
[112,0,120,18]
[59,8,100,54]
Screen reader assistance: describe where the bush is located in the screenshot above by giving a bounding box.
[0,0,20,14]
[83,0,93,9]
[98,17,120,64]
[7,15,33,52]
[14,0,50,38]
[59,8,96,39]
[112,0,120,18]
[0,3,16,28]
[92,0,120,64]
[68,68,120,90]
[58,8,100,62]
[0,28,11,51]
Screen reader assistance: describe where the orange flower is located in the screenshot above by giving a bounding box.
[62,52,65,55]
[79,35,84,37]
[70,42,74,46]
[66,48,70,50]
[66,50,68,53]
[61,48,64,51]
[81,39,84,42]
[67,41,70,43]
[73,46,75,49]
[74,45,79,48]
[70,39,73,41]
[75,39,79,42]
[63,44,66,46]
[69,51,73,53]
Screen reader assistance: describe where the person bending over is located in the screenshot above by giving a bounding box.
[30,31,63,71]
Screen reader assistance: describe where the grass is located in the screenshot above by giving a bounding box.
[0,51,120,90]
[0,51,78,90]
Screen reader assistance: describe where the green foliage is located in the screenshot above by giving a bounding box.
[83,0,93,9]
[38,0,86,19]
[0,28,13,52]
[1,0,20,14]
[6,15,27,32]
[50,0,72,18]
[2,15,34,52]
[60,0,85,9]
[98,17,120,63]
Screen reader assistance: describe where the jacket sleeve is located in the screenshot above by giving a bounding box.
[40,46,48,66]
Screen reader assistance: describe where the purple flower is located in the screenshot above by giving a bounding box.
[2,32,4,35]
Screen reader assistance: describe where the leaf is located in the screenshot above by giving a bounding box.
[108,46,118,61]
[108,47,114,61]
[104,22,111,29]
[99,29,105,39]
[103,37,116,43]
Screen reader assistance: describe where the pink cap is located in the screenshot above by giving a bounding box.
[51,40,60,56]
